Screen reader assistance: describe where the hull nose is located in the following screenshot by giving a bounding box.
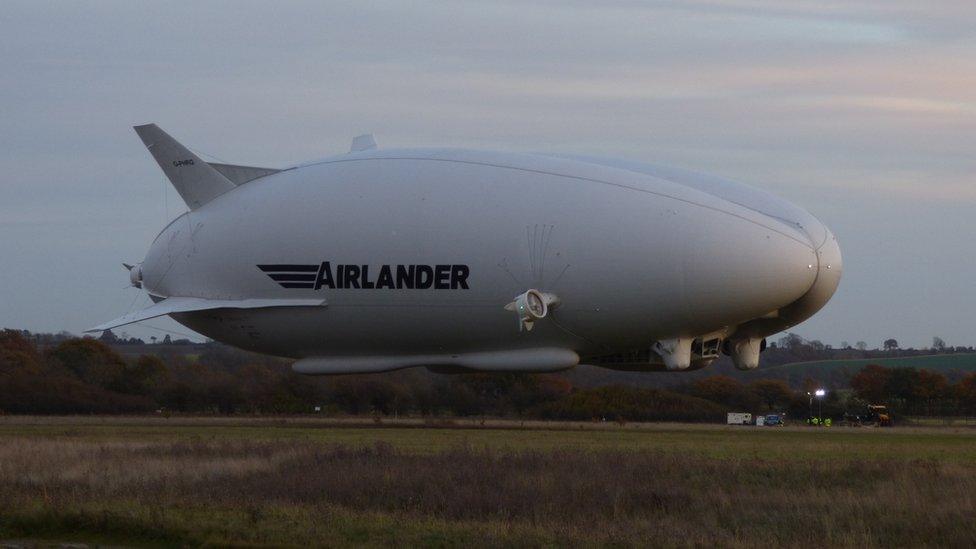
[807,225,842,314]
[628,161,841,332]
[736,220,841,338]
[677,210,821,334]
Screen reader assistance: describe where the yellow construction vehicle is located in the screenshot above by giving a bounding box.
[866,405,892,427]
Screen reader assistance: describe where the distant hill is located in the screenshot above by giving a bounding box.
[567,351,976,390]
[765,354,976,375]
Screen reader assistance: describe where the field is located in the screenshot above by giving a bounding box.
[767,352,976,374]
[1,417,975,547]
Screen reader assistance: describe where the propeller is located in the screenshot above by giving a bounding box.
[123,262,143,288]
[504,289,559,331]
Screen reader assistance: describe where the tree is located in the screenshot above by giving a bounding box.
[932,337,947,352]
[778,333,804,350]
[956,374,976,415]
[883,339,899,351]
[885,368,919,408]
[539,386,727,422]
[127,355,170,396]
[913,369,948,414]
[0,329,42,373]
[840,341,850,350]
[46,339,128,391]
[855,341,867,351]
[330,377,402,415]
[850,364,890,403]
[749,380,794,410]
[800,377,820,393]
[691,376,760,409]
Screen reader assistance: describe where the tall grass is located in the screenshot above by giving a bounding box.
[1,431,974,547]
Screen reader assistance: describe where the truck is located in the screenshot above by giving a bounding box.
[841,405,892,427]
[727,412,752,425]
[865,405,892,427]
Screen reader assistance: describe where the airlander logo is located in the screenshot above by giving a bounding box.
[257,262,470,290]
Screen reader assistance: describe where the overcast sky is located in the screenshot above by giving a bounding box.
[2,1,975,348]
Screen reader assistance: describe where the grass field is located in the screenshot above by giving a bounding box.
[768,352,976,374]
[1,417,975,547]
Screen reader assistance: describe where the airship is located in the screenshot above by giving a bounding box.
[89,124,841,375]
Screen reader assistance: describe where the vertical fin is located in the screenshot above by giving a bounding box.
[133,124,236,209]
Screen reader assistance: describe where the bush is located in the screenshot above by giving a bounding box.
[537,386,728,422]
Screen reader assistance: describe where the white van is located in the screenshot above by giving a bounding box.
[727,412,752,425]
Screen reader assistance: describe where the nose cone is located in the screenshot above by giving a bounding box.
[760,220,842,332]
[589,158,842,337]
[677,212,822,332]
[669,167,841,332]
[818,227,842,282]
[807,225,843,314]
[674,186,841,336]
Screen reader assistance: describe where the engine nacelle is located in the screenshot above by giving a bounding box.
[726,337,765,370]
[652,338,693,370]
[505,289,549,331]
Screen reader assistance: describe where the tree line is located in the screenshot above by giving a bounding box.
[849,364,976,416]
[2,329,975,421]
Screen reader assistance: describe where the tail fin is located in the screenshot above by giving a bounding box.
[133,124,236,209]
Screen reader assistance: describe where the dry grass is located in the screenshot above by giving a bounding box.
[0,419,975,547]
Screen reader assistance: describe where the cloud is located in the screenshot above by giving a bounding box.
[789,95,976,115]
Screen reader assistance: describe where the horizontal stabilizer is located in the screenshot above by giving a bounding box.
[133,124,237,209]
[209,163,281,185]
[86,296,326,333]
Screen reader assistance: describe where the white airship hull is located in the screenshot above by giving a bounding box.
[94,126,841,374]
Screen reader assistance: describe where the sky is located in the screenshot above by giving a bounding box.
[2,0,975,349]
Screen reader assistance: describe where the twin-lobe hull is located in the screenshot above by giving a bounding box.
[143,149,838,370]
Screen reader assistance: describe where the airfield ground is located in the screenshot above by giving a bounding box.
[1,417,975,547]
